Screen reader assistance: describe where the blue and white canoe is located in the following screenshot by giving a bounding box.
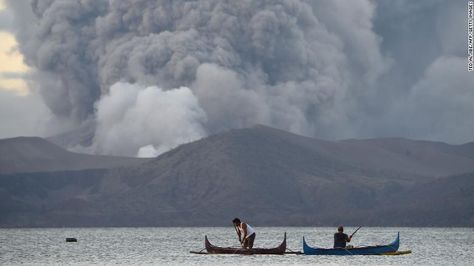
[303,232,409,255]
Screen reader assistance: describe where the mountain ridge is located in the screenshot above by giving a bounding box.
[1,125,473,227]
[0,136,149,174]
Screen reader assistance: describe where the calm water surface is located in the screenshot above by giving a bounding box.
[1,227,473,265]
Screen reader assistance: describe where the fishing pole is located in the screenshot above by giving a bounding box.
[350,226,362,238]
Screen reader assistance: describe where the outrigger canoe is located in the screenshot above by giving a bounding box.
[194,233,287,255]
[303,232,407,255]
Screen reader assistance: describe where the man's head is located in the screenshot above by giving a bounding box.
[232,218,241,226]
[338,226,344,232]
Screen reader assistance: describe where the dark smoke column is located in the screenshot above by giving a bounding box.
[7,0,386,156]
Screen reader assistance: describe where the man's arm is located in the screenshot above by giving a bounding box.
[346,234,352,243]
[235,226,242,243]
[241,223,248,240]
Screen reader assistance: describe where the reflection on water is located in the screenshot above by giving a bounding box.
[1,227,473,265]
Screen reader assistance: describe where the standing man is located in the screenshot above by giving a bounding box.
[232,218,256,249]
[334,226,351,248]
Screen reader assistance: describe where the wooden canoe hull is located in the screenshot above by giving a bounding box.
[303,232,400,255]
[205,233,286,255]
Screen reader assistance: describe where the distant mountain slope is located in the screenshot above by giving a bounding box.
[0,126,473,227]
[341,137,474,176]
[0,137,148,174]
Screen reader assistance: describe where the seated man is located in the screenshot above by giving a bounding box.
[232,218,256,249]
[334,226,351,248]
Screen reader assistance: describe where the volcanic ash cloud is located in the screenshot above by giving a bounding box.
[93,82,207,157]
[6,0,390,155]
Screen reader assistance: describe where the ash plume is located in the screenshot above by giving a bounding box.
[4,0,472,156]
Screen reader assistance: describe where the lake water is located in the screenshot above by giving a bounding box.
[1,227,473,265]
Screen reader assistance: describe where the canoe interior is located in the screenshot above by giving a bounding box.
[204,233,286,255]
[303,232,400,255]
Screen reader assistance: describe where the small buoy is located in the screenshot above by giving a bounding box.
[66,238,77,242]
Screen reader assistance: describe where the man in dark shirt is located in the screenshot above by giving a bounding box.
[334,226,351,248]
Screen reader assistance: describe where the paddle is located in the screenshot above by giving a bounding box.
[350,226,362,239]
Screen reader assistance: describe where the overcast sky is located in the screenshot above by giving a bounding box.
[0,0,472,157]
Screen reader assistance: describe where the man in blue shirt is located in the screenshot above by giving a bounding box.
[334,226,352,248]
